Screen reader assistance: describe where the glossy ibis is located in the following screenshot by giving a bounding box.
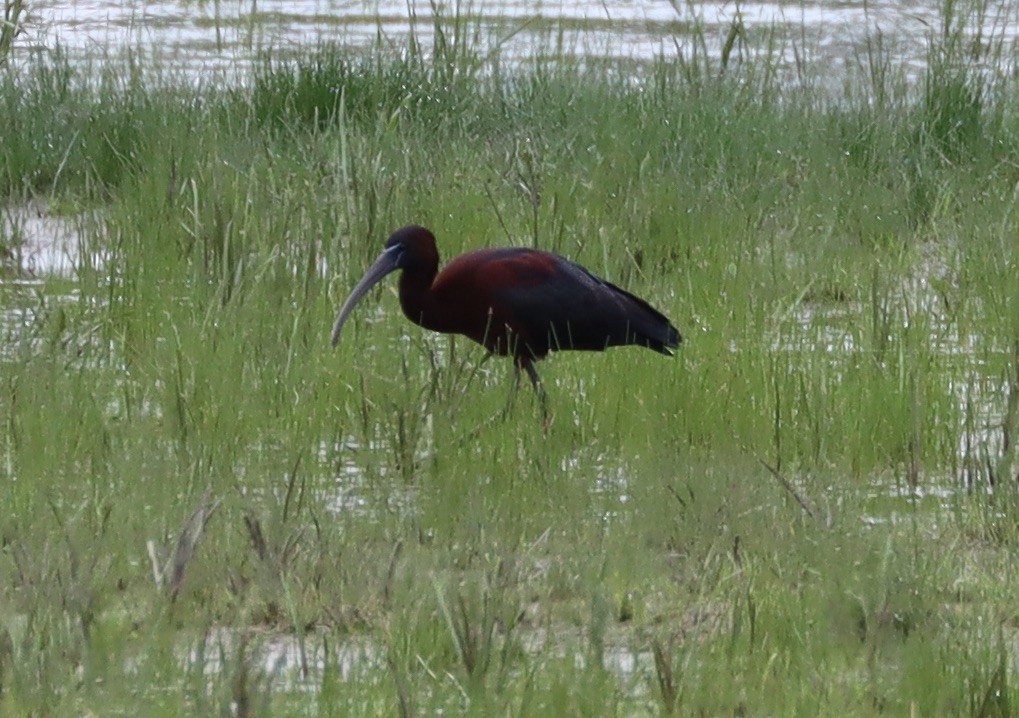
[331,225,681,410]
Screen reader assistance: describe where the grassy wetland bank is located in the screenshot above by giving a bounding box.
[5,3,1019,715]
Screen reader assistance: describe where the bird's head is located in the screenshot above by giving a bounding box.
[330,225,438,347]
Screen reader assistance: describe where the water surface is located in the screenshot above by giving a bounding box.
[17,0,1016,79]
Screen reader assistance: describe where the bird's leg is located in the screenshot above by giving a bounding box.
[521,361,552,430]
[465,359,551,437]
[502,363,523,418]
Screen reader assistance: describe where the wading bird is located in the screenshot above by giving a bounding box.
[331,225,681,413]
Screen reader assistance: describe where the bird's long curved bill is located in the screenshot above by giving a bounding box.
[331,247,402,347]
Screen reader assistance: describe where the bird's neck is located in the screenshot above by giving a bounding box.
[398,267,442,330]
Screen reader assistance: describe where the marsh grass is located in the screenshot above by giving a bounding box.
[4,3,1019,714]
[0,0,25,67]
[0,206,23,273]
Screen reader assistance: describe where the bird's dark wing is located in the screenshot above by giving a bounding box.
[485,251,681,359]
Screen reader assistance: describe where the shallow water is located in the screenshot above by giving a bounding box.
[2,202,82,277]
[14,0,1019,80]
